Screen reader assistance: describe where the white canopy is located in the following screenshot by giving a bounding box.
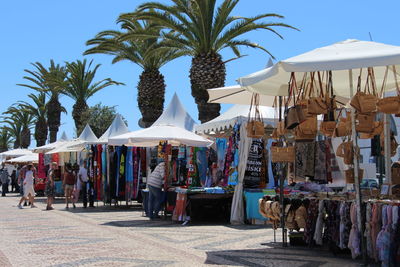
[33,131,69,153]
[0,148,33,158]
[7,153,39,163]
[239,39,400,97]
[109,94,212,147]
[195,104,276,134]
[46,124,99,154]
[207,85,276,106]
[98,114,129,144]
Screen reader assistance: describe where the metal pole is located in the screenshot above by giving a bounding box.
[349,69,367,262]
[279,172,287,247]
[384,114,391,185]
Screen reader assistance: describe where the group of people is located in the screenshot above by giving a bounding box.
[14,160,91,210]
[0,166,19,196]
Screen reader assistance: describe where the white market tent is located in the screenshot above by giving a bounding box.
[238,39,400,97]
[33,132,69,153]
[195,104,276,134]
[46,124,99,154]
[0,148,33,158]
[7,153,39,163]
[207,85,276,106]
[109,93,212,147]
[98,114,129,144]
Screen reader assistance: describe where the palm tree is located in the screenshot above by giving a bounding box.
[18,60,68,143]
[61,59,123,133]
[0,127,13,152]
[122,0,297,122]
[85,19,183,127]
[18,93,57,147]
[2,106,34,148]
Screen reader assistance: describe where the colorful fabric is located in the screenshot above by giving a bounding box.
[216,138,227,171]
[244,191,267,221]
[314,140,327,183]
[295,141,315,180]
[125,148,133,201]
[37,153,46,179]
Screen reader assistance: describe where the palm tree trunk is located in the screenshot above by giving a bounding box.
[72,99,89,134]
[47,95,62,143]
[137,68,165,128]
[20,127,31,148]
[190,52,225,123]
[35,118,48,147]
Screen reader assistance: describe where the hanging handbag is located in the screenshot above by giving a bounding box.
[271,146,295,163]
[295,116,317,140]
[285,73,306,129]
[307,72,328,115]
[333,109,351,137]
[247,93,265,138]
[377,66,400,114]
[359,121,383,139]
[336,138,359,165]
[345,168,364,184]
[350,68,378,114]
[380,133,398,157]
[320,121,336,137]
[355,113,375,133]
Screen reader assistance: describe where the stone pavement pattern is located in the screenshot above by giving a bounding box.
[0,194,361,267]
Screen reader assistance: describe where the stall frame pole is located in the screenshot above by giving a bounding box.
[349,69,367,262]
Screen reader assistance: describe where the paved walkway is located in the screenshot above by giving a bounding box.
[0,194,362,266]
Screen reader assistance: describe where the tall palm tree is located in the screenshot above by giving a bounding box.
[85,19,183,127]
[61,59,123,133]
[122,0,297,122]
[18,60,68,143]
[0,127,13,152]
[19,93,57,147]
[2,106,34,148]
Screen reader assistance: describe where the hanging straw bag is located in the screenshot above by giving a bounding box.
[320,121,336,137]
[377,66,400,114]
[295,116,317,140]
[380,133,399,157]
[247,93,265,138]
[271,146,295,163]
[307,72,328,115]
[336,138,359,165]
[350,68,378,114]
[333,109,351,137]
[345,168,364,184]
[359,121,383,139]
[355,113,375,133]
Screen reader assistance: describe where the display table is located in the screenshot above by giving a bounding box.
[187,192,233,222]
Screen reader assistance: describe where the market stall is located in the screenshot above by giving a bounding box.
[235,39,400,264]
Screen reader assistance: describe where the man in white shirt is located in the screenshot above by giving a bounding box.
[76,160,89,208]
[147,161,165,219]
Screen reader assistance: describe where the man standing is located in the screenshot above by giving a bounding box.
[17,163,37,208]
[147,160,165,220]
[0,167,9,196]
[75,160,89,208]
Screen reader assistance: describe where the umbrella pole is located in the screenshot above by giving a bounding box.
[384,114,391,185]
[349,69,367,262]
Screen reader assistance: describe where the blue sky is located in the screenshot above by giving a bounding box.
[1,0,400,142]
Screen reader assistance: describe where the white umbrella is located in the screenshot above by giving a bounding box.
[207,85,276,106]
[108,125,213,147]
[7,153,39,163]
[33,132,69,153]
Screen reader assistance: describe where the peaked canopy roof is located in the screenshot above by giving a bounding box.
[33,132,69,153]
[195,104,276,134]
[153,93,196,131]
[239,39,400,97]
[109,94,212,147]
[46,124,99,154]
[98,114,129,143]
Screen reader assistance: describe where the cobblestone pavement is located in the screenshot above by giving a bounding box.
[0,194,362,267]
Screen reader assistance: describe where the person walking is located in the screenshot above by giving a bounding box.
[63,163,76,209]
[17,163,37,208]
[73,160,89,208]
[10,170,17,192]
[45,162,57,210]
[0,167,9,196]
[147,160,165,220]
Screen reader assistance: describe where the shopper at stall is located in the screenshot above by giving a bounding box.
[17,166,27,206]
[10,169,17,192]
[147,160,165,220]
[73,160,88,208]
[0,167,9,196]
[17,163,37,208]
[45,162,57,210]
[63,163,76,209]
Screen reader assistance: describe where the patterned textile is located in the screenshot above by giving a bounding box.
[295,141,315,180]
[339,201,352,249]
[216,138,227,172]
[314,200,326,245]
[365,203,373,255]
[304,199,319,245]
[376,205,391,266]
[348,203,361,259]
[314,141,327,183]
[125,148,133,201]
[371,203,382,261]
[172,193,187,222]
